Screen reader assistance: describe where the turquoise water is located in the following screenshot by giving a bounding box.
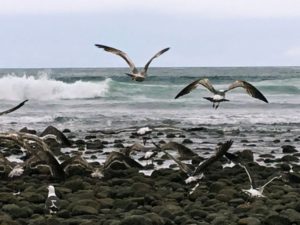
[0,67,299,132]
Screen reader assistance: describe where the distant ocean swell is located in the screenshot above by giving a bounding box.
[0,73,299,101]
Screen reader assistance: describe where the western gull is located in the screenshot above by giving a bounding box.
[175,78,268,109]
[153,140,233,184]
[136,127,152,145]
[95,44,170,82]
[45,185,60,214]
[240,164,282,198]
[224,152,282,198]
[0,100,28,116]
[0,132,65,179]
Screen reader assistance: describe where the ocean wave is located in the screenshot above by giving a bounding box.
[0,74,111,100]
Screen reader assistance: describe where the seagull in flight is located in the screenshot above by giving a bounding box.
[224,152,281,198]
[0,100,28,116]
[175,78,268,109]
[239,164,282,198]
[95,44,170,82]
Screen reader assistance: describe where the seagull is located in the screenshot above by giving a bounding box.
[175,78,268,109]
[137,127,152,145]
[95,44,170,82]
[0,100,28,116]
[239,164,282,198]
[45,185,60,214]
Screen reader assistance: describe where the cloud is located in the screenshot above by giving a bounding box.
[2,0,300,18]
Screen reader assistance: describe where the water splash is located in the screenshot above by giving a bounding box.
[0,73,110,100]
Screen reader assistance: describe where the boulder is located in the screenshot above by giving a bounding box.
[40,125,71,147]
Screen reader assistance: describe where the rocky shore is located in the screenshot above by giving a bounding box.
[0,125,300,225]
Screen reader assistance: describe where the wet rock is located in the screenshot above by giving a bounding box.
[281,155,299,162]
[85,135,96,140]
[238,217,261,225]
[19,127,37,135]
[282,145,297,153]
[166,133,176,138]
[120,215,152,225]
[182,139,193,144]
[238,150,254,162]
[144,212,164,225]
[75,139,86,146]
[86,139,103,150]
[40,125,71,147]
[281,208,300,222]
[62,128,71,133]
[131,182,152,197]
[2,204,33,218]
[72,205,98,215]
[264,215,291,225]
[209,181,227,193]
[279,163,292,172]
[114,143,124,148]
[22,192,45,203]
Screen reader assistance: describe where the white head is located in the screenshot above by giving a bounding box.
[47,185,56,197]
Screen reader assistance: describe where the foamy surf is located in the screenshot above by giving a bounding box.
[0,74,111,100]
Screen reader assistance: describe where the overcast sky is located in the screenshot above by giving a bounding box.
[1,0,300,68]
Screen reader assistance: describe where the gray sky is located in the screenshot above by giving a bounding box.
[1,0,300,68]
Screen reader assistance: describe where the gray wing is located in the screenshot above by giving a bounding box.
[0,100,28,116]
[152,142,193,175]
[193,140,233,176]
[239,164,255,189]
[260,175,282,190]
[175,78,217,99]
[95,44,138,73]
[226,80,268,103]
[142,47,170,74]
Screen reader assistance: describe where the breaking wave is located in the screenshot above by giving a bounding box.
[0,74,110,100]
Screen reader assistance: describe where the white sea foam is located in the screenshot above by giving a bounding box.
[0,74,110,100]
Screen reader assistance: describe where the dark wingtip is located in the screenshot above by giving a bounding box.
[95,44,105,48]
[21,99,29,105]
[174,93,181,99]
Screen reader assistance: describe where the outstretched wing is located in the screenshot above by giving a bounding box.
[142,47,170,74]
[239,164,256,189]
[193,140,233,176]
[175,78,217,99]
[0,100,28,116]
[95,44,138,73]
[226,80,268,103]
[152,142,193,175]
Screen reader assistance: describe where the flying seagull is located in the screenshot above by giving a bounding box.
[175,78,268,109]
[95,44,170,82]
[45,185,60,214]
[239,164,282,198]
[0,100,28,116]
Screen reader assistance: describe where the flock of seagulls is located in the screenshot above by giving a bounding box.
[95,44,269,108]
[0,44,287,216]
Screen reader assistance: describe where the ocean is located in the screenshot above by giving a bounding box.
[0,67,299,132]
[0,67,299,164]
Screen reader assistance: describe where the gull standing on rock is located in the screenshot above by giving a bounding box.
[95,44,170,82]
[45,185,60,214]
[175,78,268,109]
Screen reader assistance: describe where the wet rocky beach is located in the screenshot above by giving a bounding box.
[0,124,300,225]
